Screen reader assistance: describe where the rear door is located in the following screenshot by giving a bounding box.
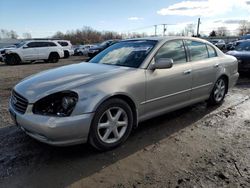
[37,42,56,59]
[185,40,218,100]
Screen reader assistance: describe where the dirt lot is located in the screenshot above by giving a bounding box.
[0,57,250,188]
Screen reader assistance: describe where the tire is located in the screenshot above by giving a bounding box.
[48,53,59,63]
[64,51,70,58]
[208,77,227,105]
[5,54,21,65]
[89,98,133,151]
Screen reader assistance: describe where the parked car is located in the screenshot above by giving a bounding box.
[227,40,250,73]
[55,40,74,58]
[74,44,95,56]
[9,37,238,150]
[88,40,117,58]
[4,40,64,65]
[239,34,250,40]
[209,39,226,50]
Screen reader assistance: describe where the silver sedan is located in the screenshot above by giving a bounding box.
[9,37,239,150]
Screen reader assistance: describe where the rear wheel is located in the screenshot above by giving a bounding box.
[89,98,133,151]
[64,51,70,58]
[208,77,227,105]
[48,53,59,63]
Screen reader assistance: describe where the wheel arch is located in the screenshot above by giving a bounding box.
[6,52,22,61]
[49,51,59,57]
[94,93,138,128]
[217,74,229,94]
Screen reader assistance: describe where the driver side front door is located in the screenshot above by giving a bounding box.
[142,40,192,120]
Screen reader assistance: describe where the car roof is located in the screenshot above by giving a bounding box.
[121,36,211,44]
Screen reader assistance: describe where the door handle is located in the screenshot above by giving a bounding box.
[183,69,192,75]
[214,63,219,68]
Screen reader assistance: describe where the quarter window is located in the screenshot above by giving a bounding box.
[206,44,217,58]
[58,42,68,46]
[186,40,208,61]
[155,40,187,64]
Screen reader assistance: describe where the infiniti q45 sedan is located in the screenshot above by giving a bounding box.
[9,37,239,150]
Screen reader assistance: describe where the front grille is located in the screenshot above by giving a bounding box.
[11,90,28,114]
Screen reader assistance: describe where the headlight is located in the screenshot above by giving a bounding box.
[33,91,78,117]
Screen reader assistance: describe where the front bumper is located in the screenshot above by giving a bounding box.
[9,102,94,146]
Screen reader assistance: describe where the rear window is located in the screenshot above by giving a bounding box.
[186,40,208,61]
[235,41,250,51]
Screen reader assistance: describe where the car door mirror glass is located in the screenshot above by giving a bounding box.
[151,58,173,70]
[23,45,28,49]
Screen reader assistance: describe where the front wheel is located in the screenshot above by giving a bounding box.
[5,54,21,65]
[208,77,227,105]
[89,98,133,151]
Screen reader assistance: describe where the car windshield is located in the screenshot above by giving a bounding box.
[16,41,26,48]
[89,40,157,68]
[235,41,250,51]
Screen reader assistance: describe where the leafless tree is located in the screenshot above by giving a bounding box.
[184,24,195,36]
[22,32,32,39]
[0,29,18,39]
[238,20,250,36]
[216,27,229,36]
[53,27,122,44]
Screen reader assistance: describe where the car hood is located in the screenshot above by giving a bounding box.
[14,62,132,103]
[227,50,250,58]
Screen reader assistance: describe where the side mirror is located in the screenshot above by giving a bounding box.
[151,58,173,70]
[23,45,28,49]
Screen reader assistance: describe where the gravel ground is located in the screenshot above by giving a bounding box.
[0,57,250,188]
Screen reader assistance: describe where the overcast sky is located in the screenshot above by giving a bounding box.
[0,0,250,37]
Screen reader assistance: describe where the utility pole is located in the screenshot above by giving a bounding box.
[163,24,167,36]
[154,25,157,36]
[197,18,201,37]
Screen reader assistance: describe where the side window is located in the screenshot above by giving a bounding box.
[48,42,57,47]
[37,42,47,47]
[206,44,217,58]
[58,42,68,46]
[155,40,187,64]
[27,42,38,48]
[186,40,208,61]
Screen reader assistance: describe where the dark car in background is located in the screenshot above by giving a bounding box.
[209,39,226,50]
[227,40,250,73]
[88,40,118,58]
[239,34,250,40]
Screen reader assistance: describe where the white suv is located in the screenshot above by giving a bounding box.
[4,40,64,65]
[55,40,74,58]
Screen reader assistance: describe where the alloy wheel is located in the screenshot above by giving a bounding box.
[214,79,226,102]
[97,107,128,144]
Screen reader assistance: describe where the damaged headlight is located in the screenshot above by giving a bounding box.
[33,91,78,117]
